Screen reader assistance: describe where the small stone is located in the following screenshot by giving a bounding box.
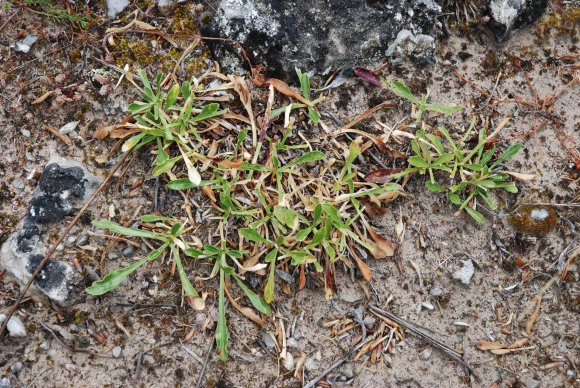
[363,316,376,329]
[0,314,27,337]
[452,259,474,285]
[10,361,23,374]
[0,377,11,388]
[122,245,135,257]
[69,324,80,333]
[422,347,433,360]
[20,129,31,138]
[147,337,156,345]
[64,236,77,247]
[430,287,443,296]
[525,378,541,388]
[15,35,38,53]
[157,0,176,15]
[566,370,575,377]
[488,0,548,42]
[112,346,122,358]
[262,332,276,349]
[12,179,24,190]
[283,352,295,371]
[305,356,318,371]
[106,0,129,18]
[286,338,300,349]
[75,233,89,246]
[421,302,434,311]
[293,330,303,340]
[64,363,77,371]
[108,252,119,261]
[58,121,79,135]
[39,342,50,351]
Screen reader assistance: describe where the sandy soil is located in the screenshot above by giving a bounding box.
[0,2,578,388]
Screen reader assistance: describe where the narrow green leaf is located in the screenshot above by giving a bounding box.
[122,132,147,152]
[465,206,485,224]
[216,269,228,361]
[173,246,198,297]
[448,192,462,205]
[92,220,164,241]
[164,84,180,110]
[433,153,454,166]
[388,80,419,103]
[191,103,225,123]
[407,155,430,168]
[282,151,325,170]
[264,261,276,304]
[85,244,166,295]
[239,229,272,245]
[234,276,271,315]
[152,156,181,176]
[308,107,320,124]
[273,206,298,229]
[425,102,464,115]
[140,214,173,223]
[425,181,446,192]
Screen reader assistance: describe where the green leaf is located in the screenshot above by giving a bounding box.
[408,155,430,168]
[140,214,173,223]
[273,206,298,229]
[493,144,522,166]
[308,107,320,124]
[85,244,166,295]
[296,228,311,242]
[236,127,248,152]
[286,250,313,266]
[479,192,498,210]
[173,246,198,297]
[164,84,180,110]
[181,81,191,100]
[203,245,221,255]
[425,181,446,192]
[464,207,485,224]
[388,80,419,104]
[166,178,212,190]
[122,132,147,152]
[448,192,462,205]
[92,220,164,241]
[170,222,182,236]
[282,151,325,170]
[477,180,497,189]
[191,103,225,123]
[152,156,181,176]
[185,247,202,257]
[128,101,151,114]
[240,229,272,246]
[264,261,276,304]
[234,276,271,315]
[433,153,454,166]
[216,269,228,361]
[425,102,464,115]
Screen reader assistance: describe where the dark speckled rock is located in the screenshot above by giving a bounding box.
[200,0,442,80]
[0,157,100,305]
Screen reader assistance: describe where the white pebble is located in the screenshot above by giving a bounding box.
[112,346,122,358]
[0,314,27,337]
[452,259,474,285]
[283,352,295,371]
[421,302,434,311]
[58,121,79,135]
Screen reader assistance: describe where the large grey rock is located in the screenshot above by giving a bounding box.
[200,0,442,80]
[0,157,100,305]
[487,0,548,42]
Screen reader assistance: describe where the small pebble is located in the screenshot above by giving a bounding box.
[108,252,119,261]
[20,129,31,138]
[10,362,23,375]
[525,378,541,388]
[452,259,474,285]
[55,243,64,252]
[112,346,122,358]
[64,236,77,247]
[39,342,50,351]
[286,338,300,349]
[0,314,27,337]
[64,363,77,372]
[0,377,11,388]
[122,246,135,257]
[58,121,79,135]
[12,179,24,190]
[15,35,38,53]
[283,352,295,371]
[430,287,443,296]
[75,233,89,246]
[69,324,80,333]
[305,356,318,371]
[422,347,433,360]
[363,316,376,329]
[421,302,434,311]
[293,330,303,340]
[566,370,575,377]
[262,332,276,349]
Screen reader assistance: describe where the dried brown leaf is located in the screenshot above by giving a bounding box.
[364,168,404,184]
[263,78,314,107]
[364,223,394,258]
[32,90,54,105]
[45,125,72,147]
[224,284,267,328]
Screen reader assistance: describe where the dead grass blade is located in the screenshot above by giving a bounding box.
[228,75,257,147]
[263,78,314,107]
[224,282,267,328]
[45,125,72,147]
